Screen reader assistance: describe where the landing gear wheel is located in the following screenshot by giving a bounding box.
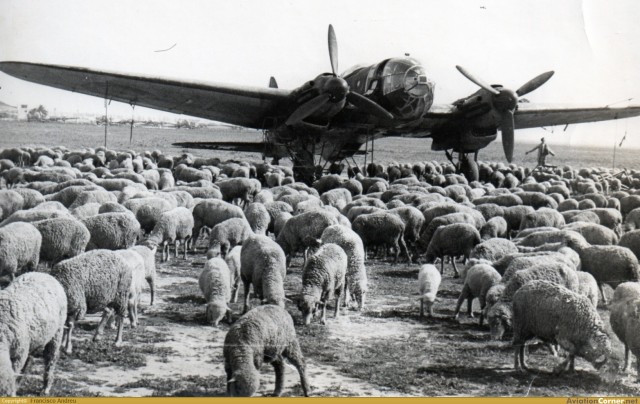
[459,154,479,182]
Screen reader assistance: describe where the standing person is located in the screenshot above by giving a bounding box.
[525,137,555,168]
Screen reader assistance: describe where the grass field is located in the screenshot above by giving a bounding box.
[2,120,639,397]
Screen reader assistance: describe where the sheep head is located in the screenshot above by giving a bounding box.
[227,368,261,397]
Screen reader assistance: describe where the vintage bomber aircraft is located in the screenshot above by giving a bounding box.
[2,25,640,183]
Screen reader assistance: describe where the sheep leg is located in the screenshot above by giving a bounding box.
[320,302,327,325]
[514,345,525,372]
[148,277,155,306]
[599,284,608,306]
[94,307,115,341]
[242,280,251,314]
[63,319,75,355]
[451,258,460,278]
[467,297,475,318]
[42,328,63,396]
[231,284,240,304]
[271,358,285,397]
[546,342,558,357]
[114,315,124,347]
[174,240,180,259]
[285,341,310,397]
[453,286,469,319]
[420,298,424,318]
[439,259,444,275]
[128,298,138,329]
[334,285,344,318]
[14,354,33,390]
[399,236,411,263]
[553,355,572,375]
[623,344,630,371]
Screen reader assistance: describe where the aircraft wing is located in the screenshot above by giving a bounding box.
[0,61,291,129]
[513,103,640,129]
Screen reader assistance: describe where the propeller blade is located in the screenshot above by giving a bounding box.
[455,65,500,95]
[500,109,515,162]
[328,24,339,76]
[347,92,394,120]
[516,71,554,97]
[269,76,278,88]
[286,93,331,126]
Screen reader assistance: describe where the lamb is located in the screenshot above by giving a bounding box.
[243,202,270,235]
[352,211,411,263]
[298,243,347,325]
[417,264,442,318]
[82,212,141,251]
[425,223,481,277]
[32,218,91,266]
[0,222,42,282]
[50,250,132,353]
[224,246,242,303]
[224,305,309,397]
[240,235,287,313]
[0,273,67,396]
[191,199,245,250]
[207,217,253,258]
[199,257,232,326]
[609,282,640,373]
[128,245,158,305]
[145,207,194,262]
[480,216,508,240]
[276,210,338,266]
[565,234,640,304]
[320,225,368,310]
[512,280,611,374]
[454,263,501,325]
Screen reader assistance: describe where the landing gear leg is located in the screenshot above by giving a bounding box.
[459,153,479,182]
[292,148,316,185]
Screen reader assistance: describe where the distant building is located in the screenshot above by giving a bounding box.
[0,101,17,119]
[17,104,28,121]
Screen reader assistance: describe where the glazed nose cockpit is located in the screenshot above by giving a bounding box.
[379,57,434,120]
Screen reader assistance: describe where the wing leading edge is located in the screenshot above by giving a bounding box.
[0,61,291,129]
[513,103,640,129]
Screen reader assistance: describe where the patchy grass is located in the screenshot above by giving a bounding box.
[114,376,227,396]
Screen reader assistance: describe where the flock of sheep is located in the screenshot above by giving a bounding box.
[1,144,640,396]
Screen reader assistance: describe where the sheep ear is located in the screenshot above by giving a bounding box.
[228,377,236,383]
[284,297,293,303]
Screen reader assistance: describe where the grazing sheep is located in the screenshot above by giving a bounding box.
[576,271,599,308]
[240,235,287,313]
[469,238,518,262]
[32,218,91,266]
[320,225,368,310]
[0,273,67,396]
[244,202,270,235]
[389,206,425,251]
[512,280,611,374]
[417,264,442,318]
[191,199,245,250]
[480,216,508,240]
[145,207,194,262]
[352,211,411,263]
[0,190,25,220]
[502,261,580,301]
[207,217,253,258]
[10,188,44,210]
[562,222,619,245]
[298,244,347,325]
[82,212,141,251]
[454,263,501,325]
[224,246,242,303]
[618,230,640,262]
[113,250,146,328]
[51,250,132,353]
[416,212,477,254]
[565,234,640,304]
[218,178,261,206]
[128,245,157,305]
[224,305,309,397]
[519,207,565,231]
[199,257,232,326]
[487,300,513,341]
[425,223,481,277]
[609,282,640,373]
[502,205,535,234]
[276,210,338,266]
[0,222,42,282]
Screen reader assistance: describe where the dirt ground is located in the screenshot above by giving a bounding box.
[15,244,640,397]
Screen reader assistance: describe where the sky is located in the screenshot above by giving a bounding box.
[1,0,640,148]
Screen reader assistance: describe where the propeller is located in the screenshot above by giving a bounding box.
[286,25,393,126]
[455,65,554,162]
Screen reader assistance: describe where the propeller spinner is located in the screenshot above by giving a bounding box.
[286,25,394,126]
[455,66,554,162]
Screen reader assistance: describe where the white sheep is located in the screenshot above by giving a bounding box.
[145,207,195,262]
[298,243,347,325]
[224,245,242,303]
[240,235,287,313]
[207,217,253,258]
[199,257,232,326]
[417,264,442,318]
[454,263,501,325]
[0,273,67,396]
[0,222,42,282]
